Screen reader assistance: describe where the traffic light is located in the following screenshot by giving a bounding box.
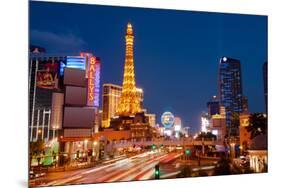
[152,144,157,150]
[155,164,160,179]
[185,149,191,156]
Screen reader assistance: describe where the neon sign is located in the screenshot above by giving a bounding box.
[94,58,100,107]
[66,56,86,70]
[87,57,95,106]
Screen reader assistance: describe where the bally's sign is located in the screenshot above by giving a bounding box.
[87,57,95,106]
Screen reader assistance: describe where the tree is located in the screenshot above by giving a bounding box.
[196,132,216,141]
[29,139,45,166]
[30,139,45,156]
[229,112,240,137]
[246,113,267,139]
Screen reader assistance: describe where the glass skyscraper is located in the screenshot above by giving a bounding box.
[218,57,244,136]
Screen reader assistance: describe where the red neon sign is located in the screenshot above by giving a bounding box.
[87,57,95,105]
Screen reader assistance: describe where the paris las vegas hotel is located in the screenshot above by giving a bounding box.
[29,23,157,159]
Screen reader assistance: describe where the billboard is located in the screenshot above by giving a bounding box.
[36,62,59,89]
[161,112,175,129]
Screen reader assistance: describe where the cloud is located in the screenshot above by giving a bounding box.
[30,30,87,53]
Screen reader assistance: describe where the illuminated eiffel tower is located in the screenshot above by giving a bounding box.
[116,22,141,116]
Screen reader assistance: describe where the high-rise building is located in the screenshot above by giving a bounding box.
[116,23,141,115]
[66,53,101,108]
[62,67,96,139]
[207,95,220,116]
[263,62,268,113]
[29,54,66,142]
[60,67,98,160]
[29,51,101,142]
[218,57,244,136]
[102,84,122,128]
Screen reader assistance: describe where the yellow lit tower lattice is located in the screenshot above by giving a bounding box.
[116,22,141,116]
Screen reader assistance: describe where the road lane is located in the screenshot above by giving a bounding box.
[38,151,181,187]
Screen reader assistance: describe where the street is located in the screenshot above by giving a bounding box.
[33,151,184,187]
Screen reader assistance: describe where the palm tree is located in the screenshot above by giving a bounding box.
[246,113,267,139]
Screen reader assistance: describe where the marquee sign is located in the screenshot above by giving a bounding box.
[87,57,95,106]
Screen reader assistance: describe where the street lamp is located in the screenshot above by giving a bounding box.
[84,139,88,156]
[230,142,236,159]
[93,141,97,146]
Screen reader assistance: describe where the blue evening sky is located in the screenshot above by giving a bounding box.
[29,1,267,133]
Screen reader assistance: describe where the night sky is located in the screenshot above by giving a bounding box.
[29,1,267,134]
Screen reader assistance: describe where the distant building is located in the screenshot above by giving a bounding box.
[173,117,182,138]
[110,112,154,141]
[102,84,122,128]
[130,113,154,141]
[207,96,220,116]
[201,112,210,133]
[218,57,244,137]
[145,113,156,127]
[101,83,144,128]
[174,117,182,128]
[209,114,227,141]
[182,127,190,137]
[29,53,66,142]
[136,88,144,110]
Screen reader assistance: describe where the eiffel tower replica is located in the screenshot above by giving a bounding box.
[110,23,154,141]
[116,22,141,116]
